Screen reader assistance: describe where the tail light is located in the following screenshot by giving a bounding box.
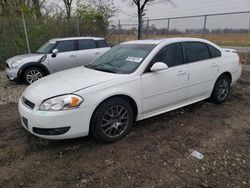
[238,54,243,64]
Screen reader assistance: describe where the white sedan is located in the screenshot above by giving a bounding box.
[18,38,242,142]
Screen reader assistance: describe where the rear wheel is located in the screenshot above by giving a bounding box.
[211,74,231,104]
[23,67,44,84]
[91,97,134,143]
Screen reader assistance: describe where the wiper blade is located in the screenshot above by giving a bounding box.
[93,68,116,73]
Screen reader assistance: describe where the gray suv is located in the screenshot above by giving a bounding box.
[5,37,110,84]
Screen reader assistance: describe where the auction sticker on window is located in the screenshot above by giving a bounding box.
[126,56,143,63]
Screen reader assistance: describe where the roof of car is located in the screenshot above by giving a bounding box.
[122,37,212,45]
[50,37,105,41]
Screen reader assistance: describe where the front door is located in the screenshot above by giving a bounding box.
[141,43,189,117]
[49,40,77,73]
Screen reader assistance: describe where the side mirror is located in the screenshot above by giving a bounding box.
[51,49,58,58]
[150,62,168,72]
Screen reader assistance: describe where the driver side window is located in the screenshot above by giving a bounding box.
[55,40,75,53]
[153,43,183,67]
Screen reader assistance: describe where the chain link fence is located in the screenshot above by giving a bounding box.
[0,16,109,68]
[1,11,250,66]
[109,11,250,63]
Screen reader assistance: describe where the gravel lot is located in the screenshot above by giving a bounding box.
[0,66,250,187]
[0,71,25,104]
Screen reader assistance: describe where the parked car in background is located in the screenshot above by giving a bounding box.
[5,37,110,84]
[18,38,242,143]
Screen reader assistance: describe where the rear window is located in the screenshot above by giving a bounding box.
[207,44,221,58]
[96,40,108,48]
[78,40,96,50]
[183,42,210,63]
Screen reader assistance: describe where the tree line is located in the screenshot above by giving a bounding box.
[0,0,116,20]
[111,24,249,35]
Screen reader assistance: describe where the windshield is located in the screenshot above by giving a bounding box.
[86,43,156,74]
[36,41,56,54]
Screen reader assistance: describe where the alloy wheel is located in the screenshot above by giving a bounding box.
[216,78,230,101]
[26,70,43,84]
[101,105,129,138]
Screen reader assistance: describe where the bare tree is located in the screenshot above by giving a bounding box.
[127,0,174,39]
[0,0,44,17]
[62,0,73,19]
[78,0,116,23]
[0,0,8,16]
[32,0,45,18]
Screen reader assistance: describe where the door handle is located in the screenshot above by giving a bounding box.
[210,63,218,67]
[94,52,101,55]
[69,54,76,58]
[177,70,187,76]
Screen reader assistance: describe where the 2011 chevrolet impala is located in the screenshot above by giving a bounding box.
[18,38,242,143]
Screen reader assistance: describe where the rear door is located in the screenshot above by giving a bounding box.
[183,42,221,100]
[48,40,77,73]
[95,39,111,55]
[76,39,107,66]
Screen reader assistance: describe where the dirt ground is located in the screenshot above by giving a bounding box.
[0,66,250,188]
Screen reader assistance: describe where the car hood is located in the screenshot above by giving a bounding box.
[6,53,44,64]
[23,67,124,105]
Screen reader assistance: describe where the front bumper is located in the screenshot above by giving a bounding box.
[18,98,94,140]
[5,67,18,81]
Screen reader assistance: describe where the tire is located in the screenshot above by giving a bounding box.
[211,74,231,104]
[23,67,44,85]
[91,97,134,143]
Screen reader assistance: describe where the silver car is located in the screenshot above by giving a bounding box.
[5,37,110,84]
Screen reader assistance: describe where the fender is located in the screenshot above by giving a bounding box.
[17,55,50,80]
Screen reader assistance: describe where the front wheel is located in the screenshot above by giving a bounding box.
[91,98,134,143]
[211,74,231,104]
[23,67,44,84]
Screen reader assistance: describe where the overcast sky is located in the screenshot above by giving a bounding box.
[112,0,250,29]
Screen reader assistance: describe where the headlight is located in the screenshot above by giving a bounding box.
[11,60,21,68]
[39,94,83,111]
